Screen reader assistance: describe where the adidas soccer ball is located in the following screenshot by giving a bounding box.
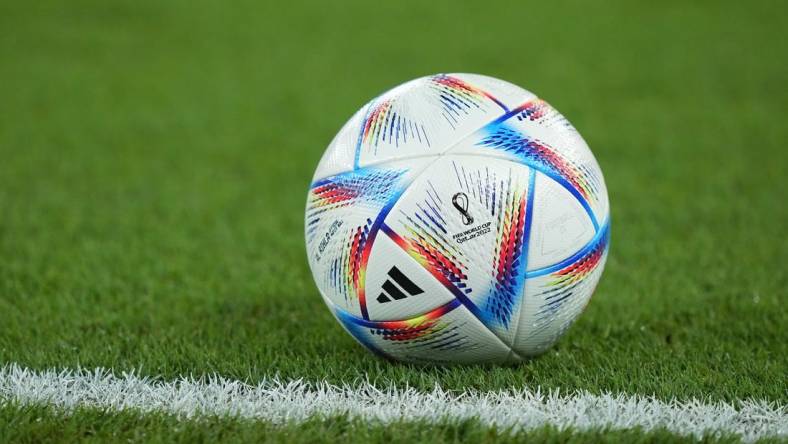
[305,74,609,363]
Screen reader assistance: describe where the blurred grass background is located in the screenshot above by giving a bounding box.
[0,0,785,407]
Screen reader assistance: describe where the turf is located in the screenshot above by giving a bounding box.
[0,0,786,441]
[0,404,760,444]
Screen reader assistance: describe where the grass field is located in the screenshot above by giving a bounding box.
[0,403,756,444]
[0,0,786,442]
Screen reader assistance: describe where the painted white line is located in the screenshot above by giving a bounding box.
[0,364,784,442]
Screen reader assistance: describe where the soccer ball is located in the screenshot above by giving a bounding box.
[305,74,609,363]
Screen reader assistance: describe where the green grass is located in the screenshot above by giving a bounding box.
[0,0,786,441]
[0,404,761,444]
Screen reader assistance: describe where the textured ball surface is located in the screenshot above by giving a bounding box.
[305,74,609,363]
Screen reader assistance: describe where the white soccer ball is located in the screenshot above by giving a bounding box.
[305,74,609,363]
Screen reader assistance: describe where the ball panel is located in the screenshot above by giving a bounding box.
[333,300,513,364]
[448,73,536,110]
[514,227,610,356]
[379,154,536,348]
[305,160,432,316]
[364,233,457,321]
[499,99,609,223]
[448,99,608,229]
[354,74,510,169]
[312,106,365,182]
[527,171,596,271]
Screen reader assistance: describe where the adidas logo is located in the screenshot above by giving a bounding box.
[376,266,424,303]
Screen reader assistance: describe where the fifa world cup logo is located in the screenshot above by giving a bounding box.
[452,192,474,226]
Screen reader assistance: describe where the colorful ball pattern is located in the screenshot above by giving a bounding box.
[305,74,609,363]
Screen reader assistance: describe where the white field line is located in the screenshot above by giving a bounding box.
[0,364,785,442]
